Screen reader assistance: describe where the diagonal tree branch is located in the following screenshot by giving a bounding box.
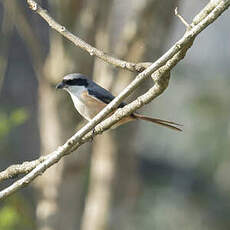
[0,0,229,200]
[0,156,48,182]
[26,0,151,73]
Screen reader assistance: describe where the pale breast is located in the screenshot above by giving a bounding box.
[70,90,107,120]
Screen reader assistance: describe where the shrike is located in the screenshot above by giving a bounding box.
[56,73,182,131]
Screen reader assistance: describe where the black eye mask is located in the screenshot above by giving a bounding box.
[63,78,89,87]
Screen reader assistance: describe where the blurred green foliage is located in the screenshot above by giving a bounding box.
[0,108,29,139]
[0,206,20,230]
[0,108,32,229]
[0,195,35,230]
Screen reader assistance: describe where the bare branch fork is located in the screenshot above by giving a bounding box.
[0,0,229,200]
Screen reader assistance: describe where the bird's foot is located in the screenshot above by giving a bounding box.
[90,128,96,142]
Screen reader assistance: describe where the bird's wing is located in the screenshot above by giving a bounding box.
[88,84,126,108]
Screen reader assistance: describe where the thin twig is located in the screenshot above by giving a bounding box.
[26,0,151,73]
[175,7,192,30]
[0,0,229,200]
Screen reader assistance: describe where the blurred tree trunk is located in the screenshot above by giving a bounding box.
[35,1,105,230]
[35,33,78,230]
[113,1,179,229]
[81,1,179,230]
[80,1,116,230]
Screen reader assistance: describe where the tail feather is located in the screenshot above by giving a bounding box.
[133,113,183,132]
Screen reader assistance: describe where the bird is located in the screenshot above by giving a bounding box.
[56,73,182,131]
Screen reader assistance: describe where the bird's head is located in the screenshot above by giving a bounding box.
[56,73,89,93]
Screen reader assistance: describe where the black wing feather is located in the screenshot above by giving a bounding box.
[88,83,126,108]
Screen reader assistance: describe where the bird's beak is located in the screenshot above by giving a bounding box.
[56,82,65,89]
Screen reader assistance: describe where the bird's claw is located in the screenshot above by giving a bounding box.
[90,128,96,142]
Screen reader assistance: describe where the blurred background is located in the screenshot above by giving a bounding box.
[0,0,230,230]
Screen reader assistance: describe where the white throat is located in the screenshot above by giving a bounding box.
[66,85,85,97]
[65,85,86,115]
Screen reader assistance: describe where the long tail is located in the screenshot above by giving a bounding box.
[133,113,183,132]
